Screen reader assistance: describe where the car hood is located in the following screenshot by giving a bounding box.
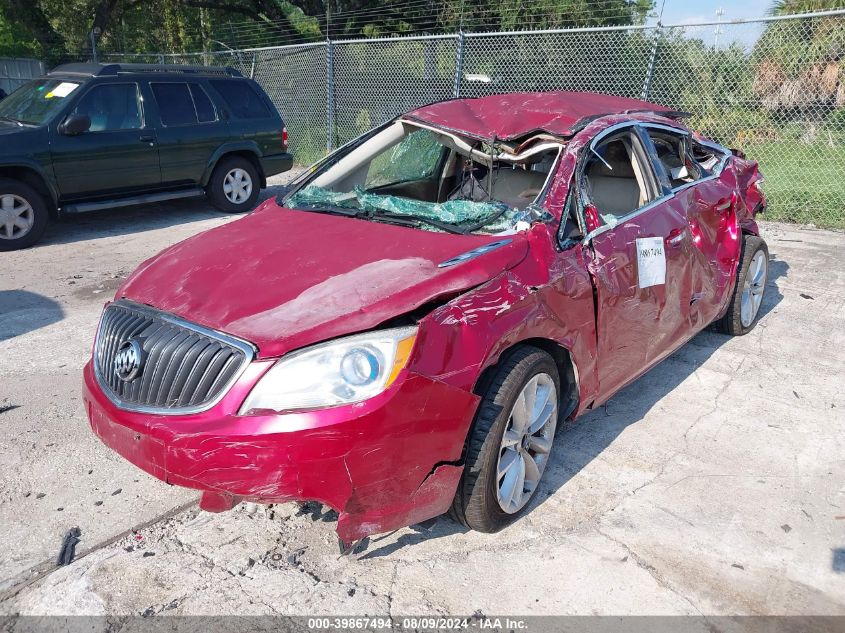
[118,201,529,359]
[0,123,41,142]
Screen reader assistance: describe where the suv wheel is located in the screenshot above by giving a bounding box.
[207,156,260,213]
[450,347,560,533]
[0,178,49,251]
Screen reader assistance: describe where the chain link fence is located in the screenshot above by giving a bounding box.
[104,10,845,229]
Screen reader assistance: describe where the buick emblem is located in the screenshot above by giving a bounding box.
[114,339,144,382]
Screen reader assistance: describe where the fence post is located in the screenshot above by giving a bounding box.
[453,30,465,99]
[326,39,335,153]
[640,26,661,101]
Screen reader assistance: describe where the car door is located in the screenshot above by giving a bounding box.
[641,125,741,326]
[149,81,231,186]
[580,124,695,402]
[50,82,161,199]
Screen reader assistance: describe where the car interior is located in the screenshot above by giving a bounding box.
[291,121,564,232]
[648,130,703,188]
[583,134,651,220]
[74,84,141,132]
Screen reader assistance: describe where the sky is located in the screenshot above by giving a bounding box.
[657,0,775,25]
[647,0,778,50]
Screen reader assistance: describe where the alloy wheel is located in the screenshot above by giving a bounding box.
[495,373,558,514]
[223,168,253,204]
[0,194,34,240]
[740,250,767,327]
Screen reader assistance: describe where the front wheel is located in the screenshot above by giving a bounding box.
[0,178,49,251]
[713,234,769,336]
[206,156,260,213]
[450,347,560,533]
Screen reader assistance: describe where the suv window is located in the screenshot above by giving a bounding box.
[73,83,141,132]
[209,80,271,119]
[645,128,703,189]
[152,83,216,126]
[190,84,216,122]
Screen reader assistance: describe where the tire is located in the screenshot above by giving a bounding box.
[450,346,561,533]
[206,156,260,213]
[712,234,769,336]
[0,178,49,251]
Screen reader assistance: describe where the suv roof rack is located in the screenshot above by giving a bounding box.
[50,63,243,78]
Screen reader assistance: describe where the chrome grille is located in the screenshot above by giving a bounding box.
[94,300,254,414]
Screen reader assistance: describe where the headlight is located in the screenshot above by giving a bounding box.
[239,326,418,414]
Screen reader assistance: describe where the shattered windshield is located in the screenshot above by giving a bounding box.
[284,123,562,235]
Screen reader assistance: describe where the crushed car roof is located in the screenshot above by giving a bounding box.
[404,91,676,141]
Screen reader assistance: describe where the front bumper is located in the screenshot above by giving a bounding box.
[83,359,478,542]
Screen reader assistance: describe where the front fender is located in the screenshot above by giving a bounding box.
[409,224,598,415]
[0,159,60,205]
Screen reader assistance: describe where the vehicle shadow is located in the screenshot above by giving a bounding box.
[359,253,788,558]
[34,183,290,248]
[0,290,65,342]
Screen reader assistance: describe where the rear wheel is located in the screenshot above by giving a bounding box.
[713,234,769,336]
[0,178,49,251]
[207,156,260,213]
[450,347,560,533]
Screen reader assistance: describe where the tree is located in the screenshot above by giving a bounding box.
[752,0,845,118]
[0,0,658,62]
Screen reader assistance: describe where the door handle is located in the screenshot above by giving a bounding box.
[666,228,686,247]
[139,134,155,143]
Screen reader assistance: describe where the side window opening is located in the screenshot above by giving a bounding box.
[691,140,723,174]
[73,83,141,132]
[583,131,655,225]
[557,187,583,250]
[647,129,703,188]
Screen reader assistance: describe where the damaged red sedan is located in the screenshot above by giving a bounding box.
[84,91,768,548]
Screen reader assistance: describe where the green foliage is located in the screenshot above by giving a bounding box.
[0,0,658,61]
[0,13,40,58]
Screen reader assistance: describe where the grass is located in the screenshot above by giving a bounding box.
[743,141,845,230]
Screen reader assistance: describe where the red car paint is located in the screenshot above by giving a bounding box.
[84,92,765,544]
[406,91,675,141]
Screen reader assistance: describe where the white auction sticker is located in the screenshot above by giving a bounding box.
[47,82,78,98]
[636,236,666,288]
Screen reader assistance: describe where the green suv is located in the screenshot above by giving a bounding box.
[0,63,292,251]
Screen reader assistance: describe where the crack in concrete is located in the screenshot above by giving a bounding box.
[596,527,705,617]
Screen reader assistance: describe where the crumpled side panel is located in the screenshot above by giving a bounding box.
[410,222,599,416]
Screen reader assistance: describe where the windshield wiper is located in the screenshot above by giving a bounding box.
[0,116,23,127]
[292,203,362,218]
[365,209,465,234]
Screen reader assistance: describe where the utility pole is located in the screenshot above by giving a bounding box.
[89,27,101,63]
[640,0,667,101]
[714,7,724,49]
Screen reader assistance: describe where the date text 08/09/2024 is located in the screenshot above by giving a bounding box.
[307,617,529,630]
